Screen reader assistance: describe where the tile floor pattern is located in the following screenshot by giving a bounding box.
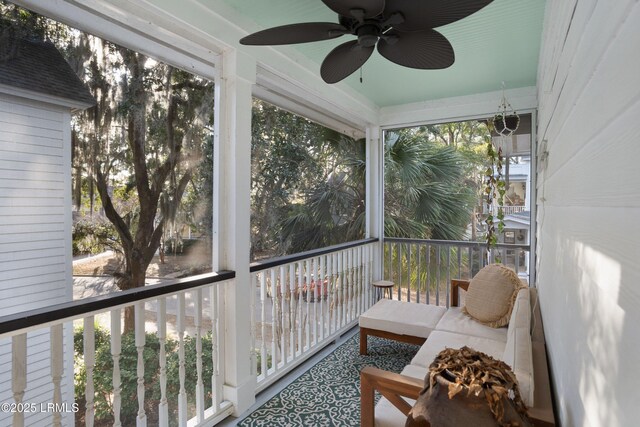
[237,336,420,426]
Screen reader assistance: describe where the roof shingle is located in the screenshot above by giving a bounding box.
[0,37,95,107]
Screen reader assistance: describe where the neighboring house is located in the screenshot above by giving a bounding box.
[0,36,94,426]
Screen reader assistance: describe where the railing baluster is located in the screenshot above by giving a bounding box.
[357,246,363,316]
[289,264,296,360]
[260,273,267,379]
[365,244,371,308]
[336,252,344,331]
[347,249,352,321]
[446,246,451,308]
[195,288,205,422]
[11,333,26,427]
[457,244,462,279]
[111,309,122,427]
[279,266,287,364]
[50,324,63,427]
[177,293,187,427]
[397,243,402,300]
[134,303,147,427]
[416,244,422,304]
[436,245,441,306]
[305,260,311,349]
[297,261,304,354]
[320,255,326,340]
[211,283,222,412]
[270,268,278,371]
[312,258,318,345]
[468,247,473,279]
[156,300,168,427]
[407,243,412,302]
[83,317,95,427]
[330,253,337,334]
[426,244,431,305]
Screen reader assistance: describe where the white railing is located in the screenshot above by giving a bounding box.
[384,238,530,306]
[0,271,234,427]
[501,205,526,215]
[249,239,377,390]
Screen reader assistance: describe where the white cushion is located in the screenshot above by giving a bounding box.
[410,330,506,368]
[434,307,508,342]
[508,288,531,329]
[503,288,534,407]
[359,300,447,339]
[373,364,426,427]
[502,326,534,408]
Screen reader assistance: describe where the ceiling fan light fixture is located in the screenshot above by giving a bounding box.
[240,0,494,83]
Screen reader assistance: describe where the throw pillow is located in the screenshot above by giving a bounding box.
[463,263,525,328]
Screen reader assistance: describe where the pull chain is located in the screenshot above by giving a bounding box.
[359,67,363,83]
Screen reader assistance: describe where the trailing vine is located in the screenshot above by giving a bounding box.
[484,136,506,249]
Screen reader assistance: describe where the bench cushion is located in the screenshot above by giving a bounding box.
[503,288,534,407]
[434,307,508,342]
[359,299,446,339]
[410,330,506,368]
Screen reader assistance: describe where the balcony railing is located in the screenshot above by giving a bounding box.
[249,238,378,391]
[501,205,527,215]
[0,271,235,427]
[384,238,530,306]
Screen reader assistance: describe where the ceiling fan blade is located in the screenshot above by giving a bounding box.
[322,0,385,20]
[240,23,348,45]
[377,29,454,69]
[321,40,374,83]
[384,0,493,32]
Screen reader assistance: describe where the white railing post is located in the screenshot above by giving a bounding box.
[195,289,205,422]
[259,273,267,379]
[157,300,168,427]
[134,302,147,427]
[83,317,95,427]
[12,333,27,427]
[210,284,222,412]
[110,309,122,427]
[50,324,63,427]
[177,293,187,427]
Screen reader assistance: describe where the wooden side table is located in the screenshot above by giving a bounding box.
[372,280,394,300]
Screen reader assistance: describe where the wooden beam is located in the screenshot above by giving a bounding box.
[360,367,425,427]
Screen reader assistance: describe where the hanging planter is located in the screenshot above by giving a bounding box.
[492,113,520,136]
[492,82,520,137]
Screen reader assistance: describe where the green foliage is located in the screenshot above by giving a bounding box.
[72,216,120,256]
[483,135,506,249]
[384,128,476,240]
[74,325,216,425]
[251,99,365,258]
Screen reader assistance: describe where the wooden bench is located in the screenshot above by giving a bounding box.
[360,280,556,427]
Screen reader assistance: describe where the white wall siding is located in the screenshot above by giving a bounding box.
[0,93,74,426]
[536,1,640,426]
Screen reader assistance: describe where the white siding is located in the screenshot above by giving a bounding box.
[0,93,74,426]
[536,1,640,426]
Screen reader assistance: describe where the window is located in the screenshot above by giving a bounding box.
[250,98,365,260]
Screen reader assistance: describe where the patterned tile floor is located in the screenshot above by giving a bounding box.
[236,333,420,427]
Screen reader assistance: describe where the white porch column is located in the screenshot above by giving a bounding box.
[214,49,256,415]
[365,126,384,281]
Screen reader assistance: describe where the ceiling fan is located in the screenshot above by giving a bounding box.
[240,0,494,84]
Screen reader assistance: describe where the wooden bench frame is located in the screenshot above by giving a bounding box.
[360,279,556,427]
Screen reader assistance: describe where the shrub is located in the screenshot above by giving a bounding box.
[74,325,217,425]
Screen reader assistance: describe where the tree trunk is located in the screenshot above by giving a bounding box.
[120,256,147,333]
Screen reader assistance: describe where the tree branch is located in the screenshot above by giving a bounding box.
[95,168,133,251]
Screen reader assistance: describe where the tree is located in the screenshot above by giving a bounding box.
[383,128,475,240]
[2,2,216,331]
[85,50,214,330]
